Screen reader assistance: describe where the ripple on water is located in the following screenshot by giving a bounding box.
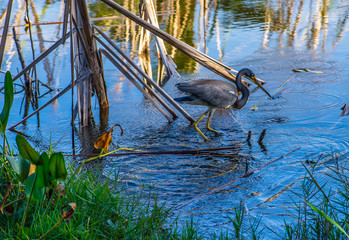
[286,92,342,111]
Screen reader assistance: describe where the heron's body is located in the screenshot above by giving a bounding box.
[175,79,239,108]
[174,68,269,140]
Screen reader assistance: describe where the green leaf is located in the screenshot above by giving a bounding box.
[18,154,31,180]
[25,173,45,202]
[6,154,31,181]
[5,155,19,175]
[307,201,349,239]
[40,152,50,187]
[49,152,67,181]
[35,153,51,188]
[16,134,40,165]
[35,165,46,188]
[0,72,14,135]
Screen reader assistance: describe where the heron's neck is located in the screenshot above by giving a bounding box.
[233,71,250,109]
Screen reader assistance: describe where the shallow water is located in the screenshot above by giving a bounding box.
[1,0,349,237]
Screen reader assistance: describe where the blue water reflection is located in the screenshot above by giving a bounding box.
[1,0,349,237]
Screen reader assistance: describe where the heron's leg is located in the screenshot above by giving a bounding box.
[206,110,219,134]
[193,110,209,141]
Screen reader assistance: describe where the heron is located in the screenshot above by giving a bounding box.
[174,68,271,141]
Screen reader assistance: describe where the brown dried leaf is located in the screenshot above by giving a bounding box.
[61,202,76,222]
[56,183,66,197]
[341,104,349,116]
[46,183,66,202]
[94,124,123,152]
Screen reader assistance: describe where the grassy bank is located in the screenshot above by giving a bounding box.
[0,156,204,239]
[1,141,349,239]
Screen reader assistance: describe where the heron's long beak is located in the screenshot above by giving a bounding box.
[250,76,272,99]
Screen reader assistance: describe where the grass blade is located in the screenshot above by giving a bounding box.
[307,201,349,239]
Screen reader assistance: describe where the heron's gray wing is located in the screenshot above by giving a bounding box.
[176,83,238,108]
[179,79,238,92]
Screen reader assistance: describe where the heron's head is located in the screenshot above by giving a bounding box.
[239,68,257,83]
[238,68,272,98]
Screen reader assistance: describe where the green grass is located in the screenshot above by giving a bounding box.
[2,149,349,239]
[281,153,349,240]
[0,157,201,239]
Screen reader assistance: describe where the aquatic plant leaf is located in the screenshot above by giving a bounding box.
[94,124,123,152]
[0,72,14,135]
[61,203,76,222]
[341,104,349,116]
[49,152,67,181]
[307,201,349,239]
[38,152,50,187]
[94,130,112,152]
[35,165,46,188]
[33,153,51,188]
[5,154,31,181]
[292,68,323,73]
[16,134,40,165]
[25,173,45,202]
[5,155,19,175]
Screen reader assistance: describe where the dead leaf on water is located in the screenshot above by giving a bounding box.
[341,104,349,116]
[94,124,123,152]
[292,68,323,74]
[249,104,259,111]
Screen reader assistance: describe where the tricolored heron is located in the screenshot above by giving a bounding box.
[174,68,271,141]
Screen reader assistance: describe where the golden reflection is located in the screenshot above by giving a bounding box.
[260,0,348,51]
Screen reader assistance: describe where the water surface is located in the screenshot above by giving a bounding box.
[1,0,349,236]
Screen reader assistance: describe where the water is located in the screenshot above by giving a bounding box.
[1,0,349,237]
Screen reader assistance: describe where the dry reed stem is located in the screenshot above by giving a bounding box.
[12,27,31,91]
[95,38,177,119]
[142,0,179,79]
[73,0,109,110]
[67,145,248,157]
[0,31,72,92]
[62,0,70,45]
[138,2,151,54]
[0,0,14,67]
[99,48,174,122]
[93,26,194,123]
[9,71,92,130]
[101,0,267,86]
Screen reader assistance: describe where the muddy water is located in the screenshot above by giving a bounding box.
[1,0,349,237]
